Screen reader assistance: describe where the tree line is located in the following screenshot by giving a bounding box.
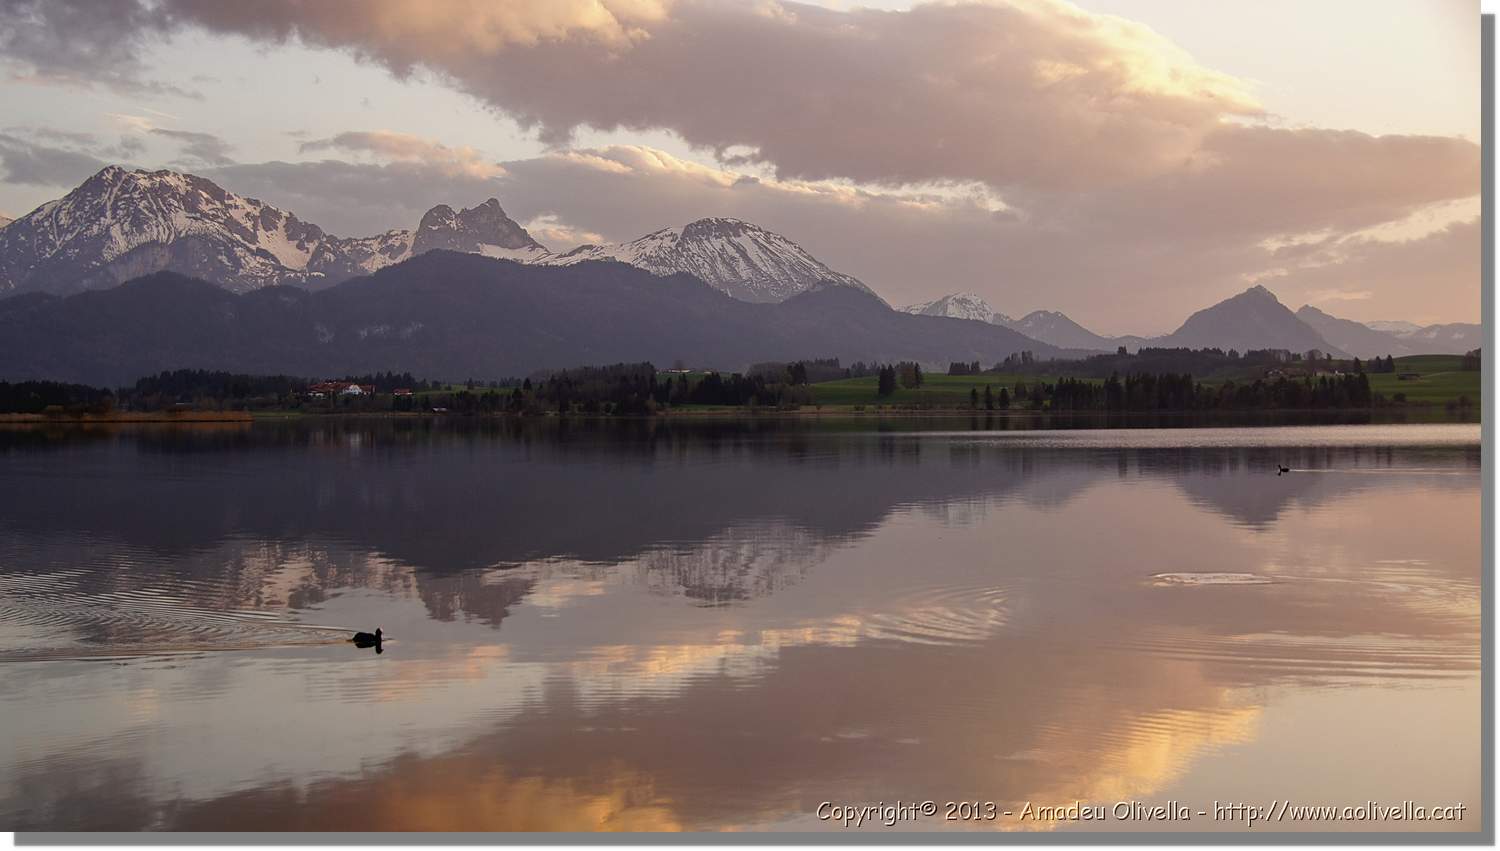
[959,371,1377,412]
[0,380,115,414]
[423,362,819,416]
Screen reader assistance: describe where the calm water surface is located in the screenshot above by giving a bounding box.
[0,420,1481,832]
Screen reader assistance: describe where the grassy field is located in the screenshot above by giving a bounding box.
[811,356,1480,408]
[810,373,1073,406]
[1367,355,1481,405]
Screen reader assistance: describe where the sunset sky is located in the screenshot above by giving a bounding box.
[0,0,1481,333]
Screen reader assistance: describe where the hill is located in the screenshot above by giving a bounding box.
[1159,285,1345,356]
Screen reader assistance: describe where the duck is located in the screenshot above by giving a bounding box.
[351,628,383,647]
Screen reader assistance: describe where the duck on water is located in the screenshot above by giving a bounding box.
[351,628,383,653]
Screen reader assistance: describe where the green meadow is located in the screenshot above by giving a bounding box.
[809,355,1479,409]
[1367,355,1481,405]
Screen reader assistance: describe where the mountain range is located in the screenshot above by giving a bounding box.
[0,166,873,304]
[0,251,1059,386]
[905,289,1478,359]
[0,166,1479,382]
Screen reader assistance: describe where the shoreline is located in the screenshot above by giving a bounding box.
[0,406,1477,425]
[0,411,254,424]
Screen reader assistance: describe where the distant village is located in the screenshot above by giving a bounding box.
[305,381,412,400]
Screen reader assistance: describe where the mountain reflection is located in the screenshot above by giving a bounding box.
[0,421,1480,832]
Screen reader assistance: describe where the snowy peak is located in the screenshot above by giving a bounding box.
[543,216,877,304]
[0,165,340,294]
[412,198,546,259]
[901,293,1002,324]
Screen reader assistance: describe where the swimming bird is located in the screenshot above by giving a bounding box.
[351,628,382,648]
[1277,465,1290,475]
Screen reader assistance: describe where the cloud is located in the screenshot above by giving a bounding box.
[104,112,158,134]
[0,0,200,98]
[1256,218,1480,325]
[1304,289,1374,303]
[136,0,1476,244]
[153,0,1261,193]
[299,130,505,179]
[0,132,106,186]
[521,213,605,247]
[151,128,235,166]
[163,0,671,56]
[0,0,1478,328]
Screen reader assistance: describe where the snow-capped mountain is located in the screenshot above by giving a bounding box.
[411,199,549,261]
[901,293,1007,324]
[0,170,877,304]
[541,217,877,303]
[0,166,543,296]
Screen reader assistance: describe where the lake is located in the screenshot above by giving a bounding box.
[0,419,1482,833]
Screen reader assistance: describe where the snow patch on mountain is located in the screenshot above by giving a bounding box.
[1364,320,1422,335]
